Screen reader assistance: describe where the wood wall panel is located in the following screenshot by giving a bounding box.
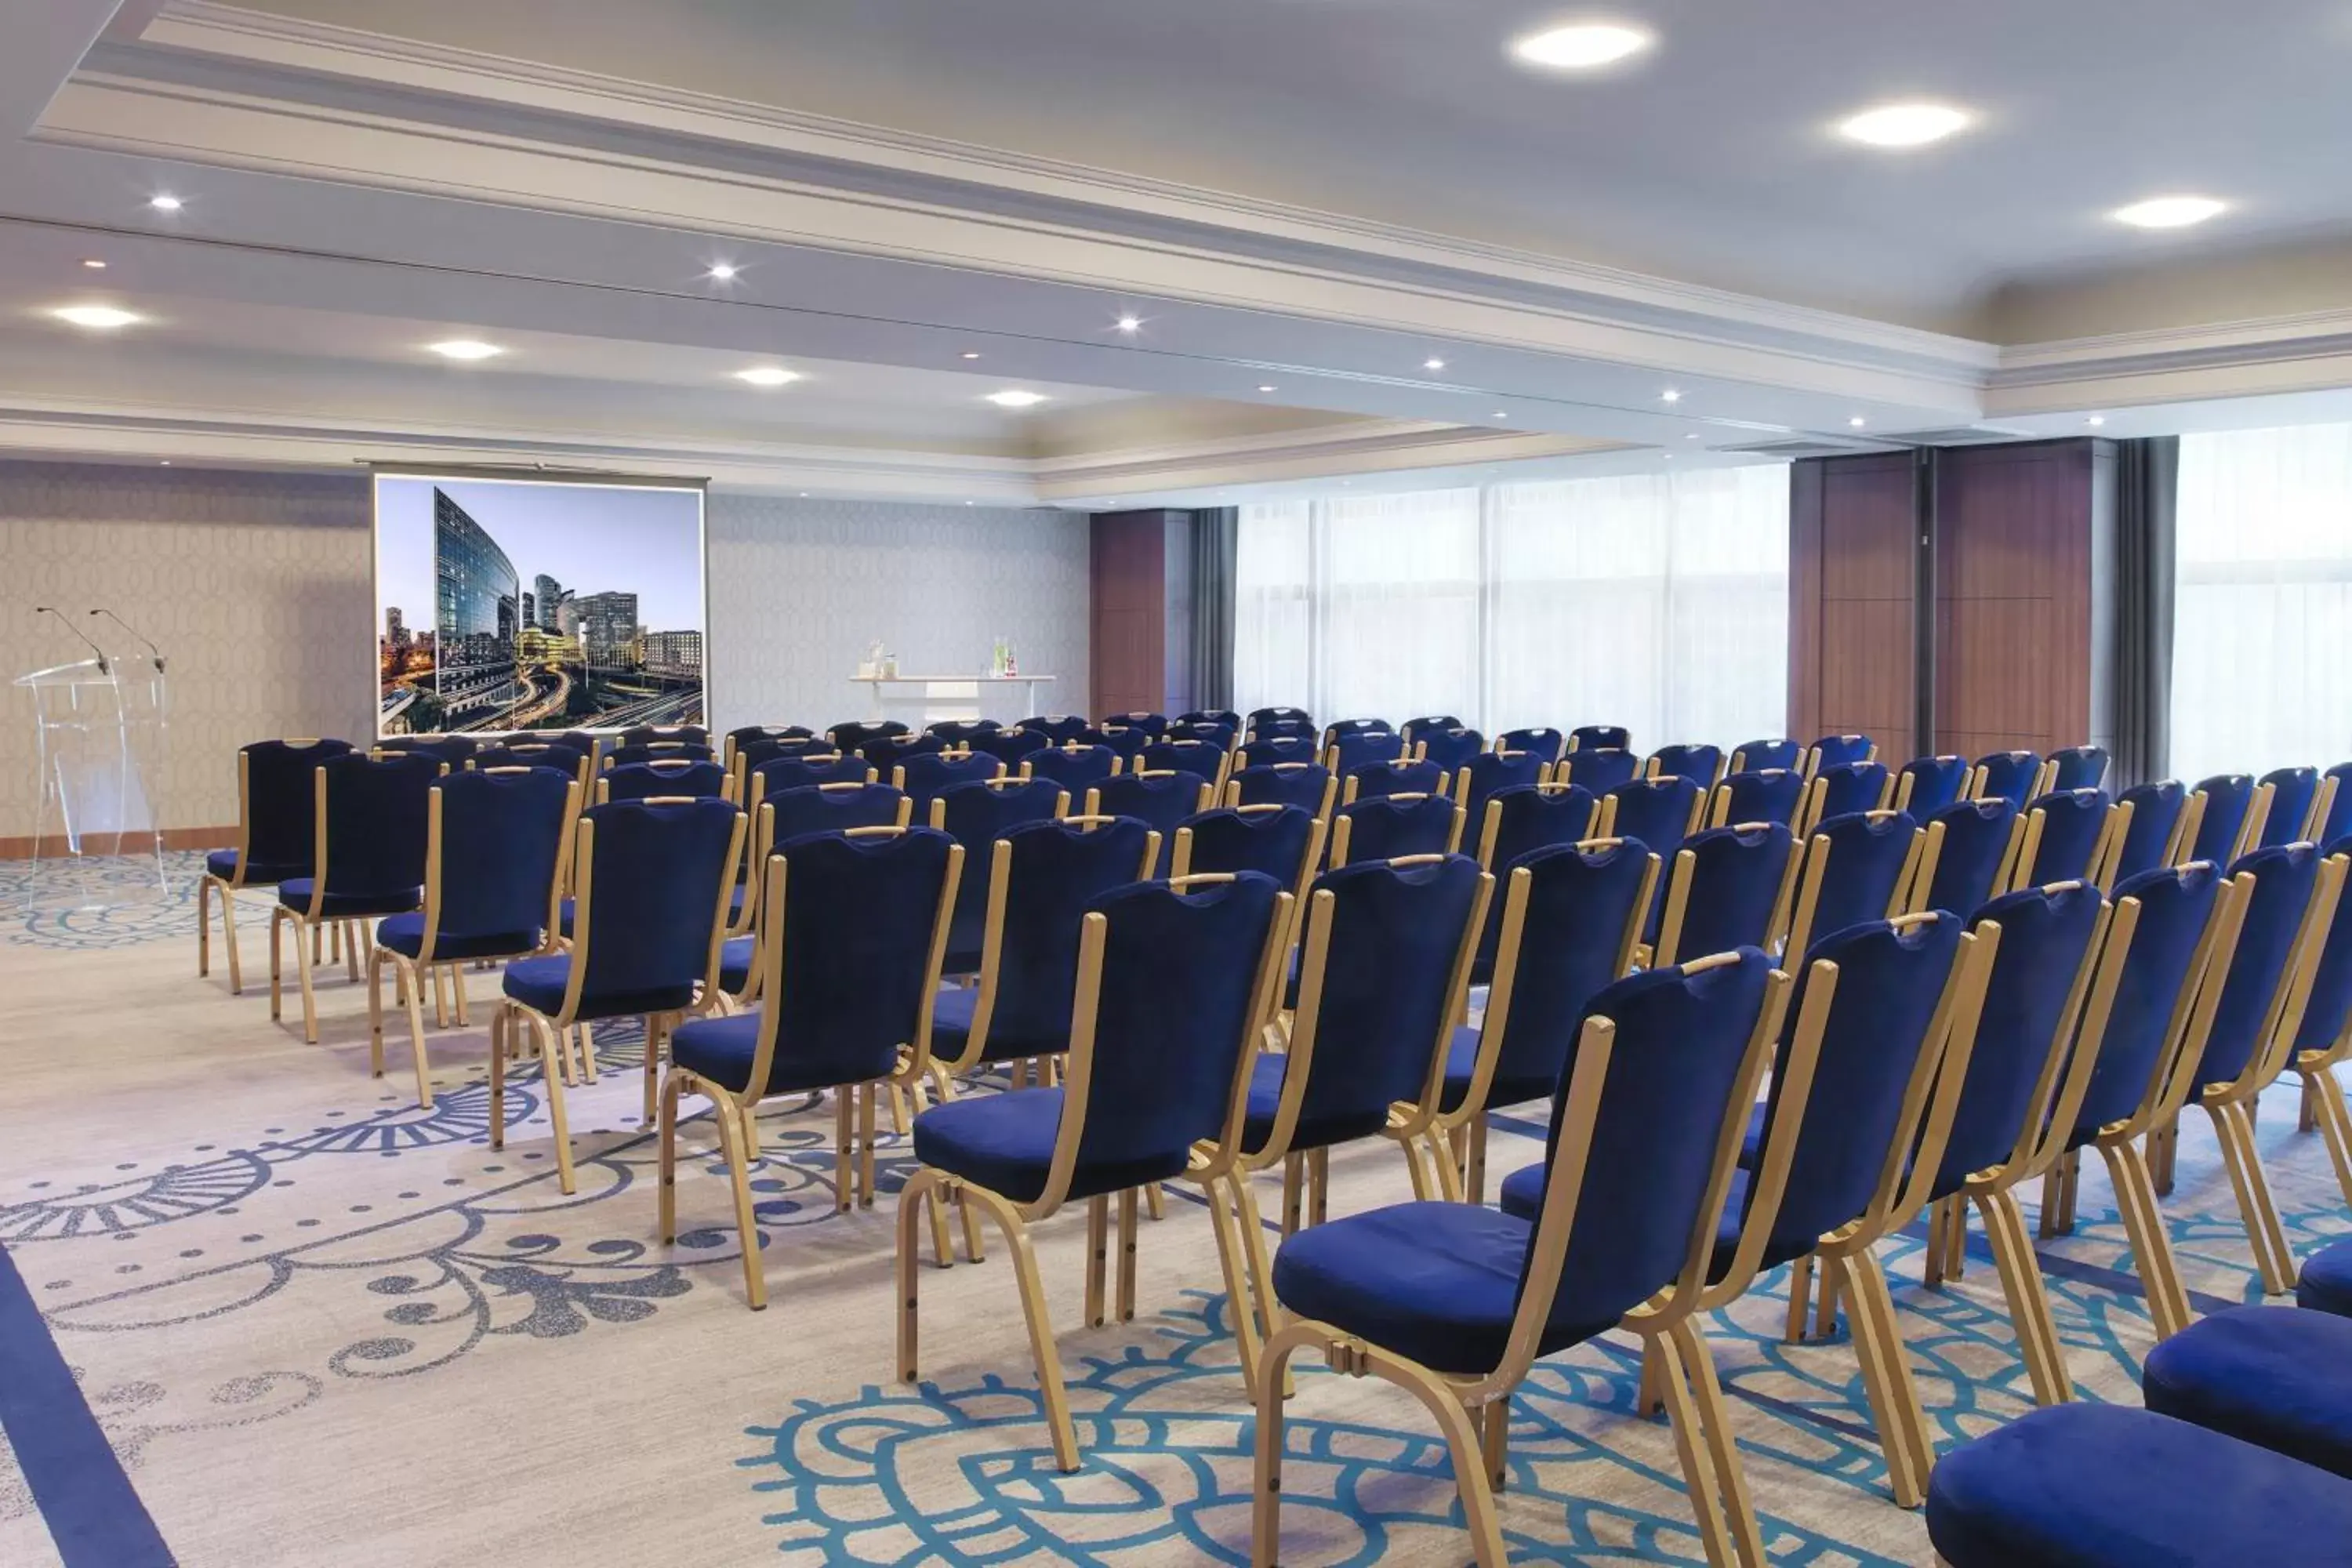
[1789,453,1918,761]
[1090,510,1170,718]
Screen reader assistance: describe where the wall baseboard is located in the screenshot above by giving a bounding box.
[0,826,238,862]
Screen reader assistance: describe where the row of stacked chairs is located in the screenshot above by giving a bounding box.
[187,710,2352,1565]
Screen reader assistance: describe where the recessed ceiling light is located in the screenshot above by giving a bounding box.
[1424,358,1446,371]
[960,351,982,360]
[1258,385,1277,393]
[158,459,171,466]
[2087,416,2106,426]
[707,263,739,281]
[1511,23,1653,71]
[1115,314,1142,333]
[1661,388,1682,403]
[1838,102,1973,149]
[1494,411,1509,419]
[79,258,106,270]
[2114,195,2226,230]
[148,194,182,212]
[1684,432,1700,440]
[1849,416,1867,427]
[428,339,502,361]
[798,491,809,498]
[735,366,800,387]
[51,305,141,329]
[965,500,975,506]
[986,390,1047,408]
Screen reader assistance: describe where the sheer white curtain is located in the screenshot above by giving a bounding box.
[1236,465,1789,746]
[2171,423,2352,785]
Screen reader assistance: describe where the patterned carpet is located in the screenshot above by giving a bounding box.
[2,854,2345,1566]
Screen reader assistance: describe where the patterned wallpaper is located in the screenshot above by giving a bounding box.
[0,464,1091,837]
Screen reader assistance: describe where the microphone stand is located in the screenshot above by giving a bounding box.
[90,608,165,673]
[34,606,107,673]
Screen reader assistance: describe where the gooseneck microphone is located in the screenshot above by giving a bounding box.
[90,608,165,673]
[34,606,107,673]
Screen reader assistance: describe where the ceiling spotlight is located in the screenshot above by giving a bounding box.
[1849,416,1867,427]
[707,263,739,281]
[148,194,183,212]
[51,305,141,329]
[80,258,106,270]
[1511,23,1653,71]
[1661,388,1682,403]
[736,366,800,387]
[2114,195,2226,229]
[1424,358,1446,371]
[960,351,983,360]
[1258,385,1278,393]
[1838,102,1973,149]
[1684,432,1700,440]
[159,459,172,466]
[1115,314,1142,333]
[1494,411,1509,419]
[798,491,809,498]
[428,339,503,361]
[986,390,1047,408]
[2087,416,2107,426]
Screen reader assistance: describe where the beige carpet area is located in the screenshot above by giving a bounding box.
[2,855,2347,1566]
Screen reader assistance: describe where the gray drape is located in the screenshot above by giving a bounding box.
[1189,507,1237,711]
[2112,437,2178,789]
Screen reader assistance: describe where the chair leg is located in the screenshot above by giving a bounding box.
[366,947,387,1079]
[1084,1194,1110,1329]
[431,963,449,1028]
[1468,1116,1490,1206]
[1116,1186,1138,1323]
[1974,1187,2073,1406]
[1834,1248,1935,1509]
[399,956,434,1107]
[957,1189,985,1265]
[2149,1115,2179,1196]
[648,1019,666,1125]
[220,884,245,993]
[450,964,469,1027]
[1635,1340,1665,1417]
[860,1083,878,1208]
[710,1094,766,1310]
[293,914,321,1044]
[196,876,212,978]
[576,1021,597,1083]
[528,1014,579,1196]
[834,1087,855,1214]
[1202,1175,1266,1399]
[489,1004,510,1149]
[1309,1148,1329,1227]
[889,1082,912,1137]
[2302,1066,2352,1209]
[1477,1396,1509,1490]
[969,1185,1081,1472]
[343,920,361,982]
[656,1069,682,1242]
[2096,1135,2190,1341]
[1282,1152,1305,1235]
[1428,1130,1466,1203]
[269,908,285,1020]
[1650,1324,1750,1568]
[1813,1254,1841,1341]
[1784,1254,1814,1343]
[1145,1181,1165,1221]
[2209,1099,2296,1294]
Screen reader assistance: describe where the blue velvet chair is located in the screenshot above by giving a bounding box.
[1728,738,1802,775]
[826,720,906,753]
[620,724,706,749]
[2049,744,2110,794]
[1708,767,1804,829]
[1239,735,1319,770]
[721,783,916,1000]
[1330,791,1464,866]
[663,827,957,1308]
[1255,949,1785,1568]
[1893,753,1971,817]
[1102,710,1167,739]
[2303,1237,2352,1317]
[1914,881,2111,1408]
[731,736,826,781]
[747,752,873,808]
[1171,806,1322,902]
[197,737,352,993]
[1652,822,1799,967]
[1226,761,1335,819]
[1140,737,1229,786]
[1454,749,1547,831]
[1555,745,1640,795]
[969,727,1049,768]
[1087,724,1151,764]
[2190,771,2263,865]
[723,724,812,769]
[2036,862,2245,1338]
[1321,716,1392,746]
[1086,770,1214,876]
[1468,782,1602,982]
[599,758,728,804]
[864,731,951,773]
[472,742,590,785]
[2316,763,2352,846]
[367,767,576,1106]
[550,730,604,759]
[1807,732,1875,773]
[2289,835,2352,1206]
[1247,706,1312,733]
[606,741,713,767]
[1800,759,1891,834]
[2260,765,2321,848]
[929,777,1070,974]
[2144,1304,2352,1481]
[1922,797,2027,915]
[894,751,1006,820]
[1247,717,1317,746]
[2111,779,2190,881]
[1400,714,1461,748]
[495,799,745,1192]
[1601,774,1706,911]
[377,734,477,766]
[1497,726,1567,765]
[1021,742,1118,793]
[1925,1402,2352,1567]
[268,751,439,1045]
[2021,787,2123,887]
[1343,757,1445,804]
[1168,717,1237,753]
[1434,837,1655,1200]
[1648,742,1724,789]
[898,872,1290,1462]
[1327,728,1406,777]
[927,718,1000,744]
[1015,715,1089,746]
[1177,708,1240,732]
[1781,809,1926,966]
[1569,723,1629,753]
[1414,726,1485,773]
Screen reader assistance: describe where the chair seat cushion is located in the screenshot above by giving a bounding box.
[1438,1024,1553,1114]
[558,898,575,939]
[717,935,754,994]
[1497,1160,1543,1221]
[501,956,695,1022]
[276,878,421,919]
[2143,1307,2352,1479]
[374,913,539,961]
[1926,1403,2352,1568]
[1242,1052,1393,1156]
[1269,1201,1608,1375]
[206,849,307,884]
[927,986,1068,1069]
[669,1008,900,1098]
[2297,1238,2352,1318]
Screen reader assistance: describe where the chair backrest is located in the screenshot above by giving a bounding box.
[1265,855,1487,1155]
[1894,755,1971,817]
[2259,766,2320,849]
[894,751,1006,815]
[2318,764,2352,846]
[378,734,477,765]
[1345,757,1445,804]
[2024,789,2114,885]
[734,735,826,772]
[1929,881,2106,1195]
[1087,726,1152,763]
[601,759,727,803]
[620,724,707,749]
[2049,745,2111,793]
[1105,711,1167,739]
[2294,835,2352,1058]
[1248,706,1312,730]
[2112,780,2187,881]
[1087,771,1213,874]
[236,738,354,873]
[2070,862,2237,1138]
[1330,792,1462,866]
[762,782,909,859]
[959,818,1154,1062]
[1806,760,1891,830]
[1022,743,1119,792]
[424,768,575,949]
[473,742,588,780]
[1171,803,1320,893]
[2194,840,2342,1094]
[750,753,871,805]
[550,731,604,760]
[1710,768,1804,829]
[866,732,952,771]
[736,828,959,1098]
[1322,717,1393,745]
[1247,717,1317,744]
[1142,739,1229,780]
[605,742,715,769]
[930,778,1070,967]
[1240,735,1319,770]
[826,720,906,753]
[971,728,1050,766]
[1327,729,1406,775]
[1474,839,1657,1099]
[1570,724,1630,754]
[1500,727,1568,765]
[1922,797,2024,916]
[1457,750,1548,825]
[318,752,439,898]
[725,724,813,760]
[1017,715,1090,745]
[927,718,1000,742]
[564,799,744,1017]
[1513,950,1779,1357]
[1177,709,1241,731]
[2190,774,2261,865]
[1654,822,1798,967]
[1414,727,1485,772]
[1471,782,1600,973]
[1969,750,2045,808]
[1227,762,1335,819]
[1400,714,1461,746]
[1729,739,1803,775]
[1555,746,1640,795]
[1168,718,1239,753]
[1648,743,1724,788]
[1603,775,1704,864]
[1809,734,1875,772]
[1785,810,1923,965]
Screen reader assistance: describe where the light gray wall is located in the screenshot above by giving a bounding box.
[0,463,1090,836]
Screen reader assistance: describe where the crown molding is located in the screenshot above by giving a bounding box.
[1032,418,1623,502]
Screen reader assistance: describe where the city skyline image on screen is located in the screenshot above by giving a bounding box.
[373,475,706,735]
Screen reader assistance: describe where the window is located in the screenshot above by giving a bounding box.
[2172,423,2352,786]
[1236,466,1789,746]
